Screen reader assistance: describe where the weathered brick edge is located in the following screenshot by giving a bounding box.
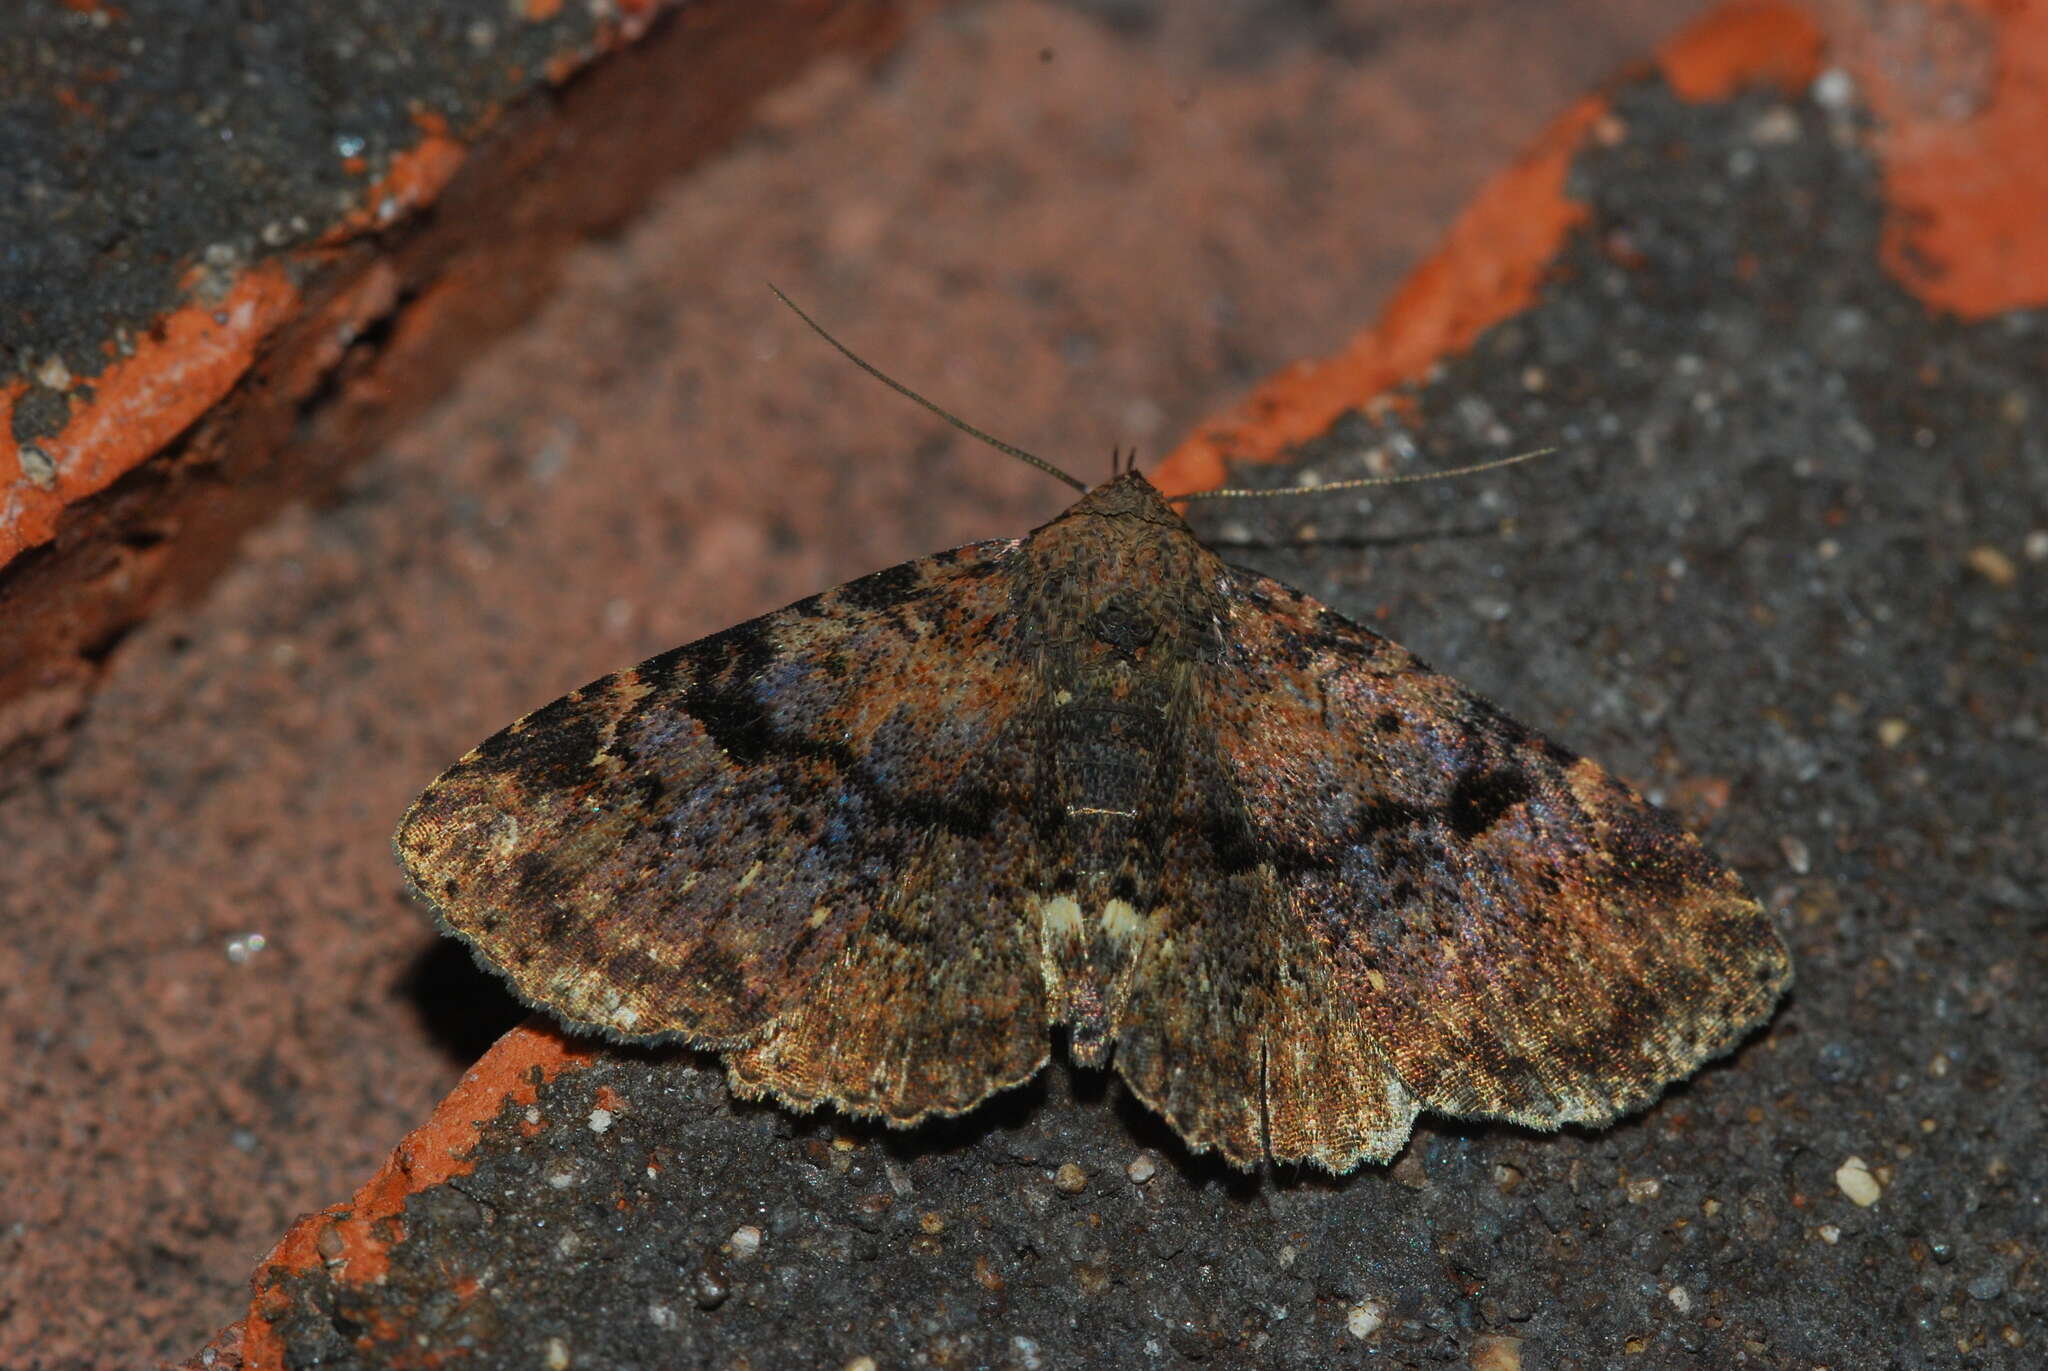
[0,0,929,772]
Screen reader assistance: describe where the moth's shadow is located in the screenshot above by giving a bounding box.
[397,929,1774,1196]
[399,936,531,1066]
[394,940,1320,1196]
[751,1033,1356,1200]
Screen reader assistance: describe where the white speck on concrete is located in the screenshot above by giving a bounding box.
[1812,68,1856,110]
[1836,1155,1882,1207]
[1346,1300,1386,1339]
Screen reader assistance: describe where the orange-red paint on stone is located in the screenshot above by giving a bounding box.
[51,85,98,118]
[1859,0,2048,317]
[0,265,300,563]
[1656,0,1825,100]
[240,1023,596,1371]
[319,133,469,247]
[1662,0,2048,318]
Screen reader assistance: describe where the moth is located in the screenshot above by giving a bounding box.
[397,294,1791,1172]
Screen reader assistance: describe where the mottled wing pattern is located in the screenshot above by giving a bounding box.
[396,539,1052,1125]
[1124,567,1790,1168]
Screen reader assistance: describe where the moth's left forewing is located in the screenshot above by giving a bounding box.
[1208,566,1791,1138]
[396,537,1058,1127]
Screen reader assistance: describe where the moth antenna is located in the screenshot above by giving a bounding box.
[768,284,1089,493]
[1179,446,1556,500]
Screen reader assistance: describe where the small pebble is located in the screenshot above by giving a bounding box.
[224,932,268,965]
[844,1357,878,1371]
[1054,1162,1088,1194]
[1779,835,1811,875]
[1817,1223,1842,1245]
[17,446,55,491]
[1748,106,1801,144]
[693,1259,731,1310]
[1966,545,2017,587]
[1471,1333,1523,1371]
[587,1107,614,1134]
[1126,1153,1158,1184]
[1877,717,1910,748]
[1667,1286,1693,1314]
[1346,1300,1386,1339]
[1968,1270,2007,1301]
[729,1225,763,1259]
[1812,67,1856,109]
[544,1337,570,1371]
[1835,1156,1882,1207]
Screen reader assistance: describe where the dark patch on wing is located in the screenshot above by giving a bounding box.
[1445,767,1535,841]
[513,851,564,897]
[472,700,606,790]
[677,620,788,766]
[838,560,928,612]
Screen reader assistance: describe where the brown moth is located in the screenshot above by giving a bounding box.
[396,299,1790,1172]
